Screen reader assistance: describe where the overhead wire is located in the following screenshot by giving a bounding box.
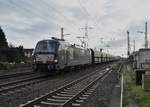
[4,0,80,37]
[2,0,106,44]
[2,0,51,35]
[39,0,81,36]
[78,0,103,33]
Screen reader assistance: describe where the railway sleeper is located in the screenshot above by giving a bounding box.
[75,99,84,103]
[52,95,72,99]
[84,92,92,95]
[72,103,81,107]
[79,97,87,100]
[56,93,75,97]
[82,94,89,97]
[39,92,91,106]
[60,91,78,94]
[63,89,71,92]
[20,67,111,107]
[41,101,64,106]
[43,99,67,104]
[47,98,66,102]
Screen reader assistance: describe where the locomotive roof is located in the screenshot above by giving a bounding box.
[139,48,150,51]
[37,39,71,46]
[38,39,60,42]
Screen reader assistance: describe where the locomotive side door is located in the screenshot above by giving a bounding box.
[58,43,66,69]
[65,49,69,66]
[63,44,69,66]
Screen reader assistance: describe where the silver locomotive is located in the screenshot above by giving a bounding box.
[33,37,119,72]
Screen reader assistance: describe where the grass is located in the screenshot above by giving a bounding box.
[0,61,15,70]
[123,64,150,107]
[132,86,150,107]
[0,61,16,75]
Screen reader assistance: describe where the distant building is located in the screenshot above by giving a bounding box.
[24,49,34,58]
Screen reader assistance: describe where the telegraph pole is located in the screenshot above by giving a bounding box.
[61,27,70,40]
[133,40,135,52]
[76,36,86,47]
[137,22,148,48]
[145,22,148,48]
[127,30,130,56]
[61,27,64,40]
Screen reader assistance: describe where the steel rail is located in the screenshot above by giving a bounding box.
[62,70,111,107]
[0,75,49,94]
[20,67,111,107]
[0,71,34,80]
[0,74,47,87]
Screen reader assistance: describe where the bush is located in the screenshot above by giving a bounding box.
[0,46,25,63]
[0,62,15,70]
[124,65,150,107]
[25,57,33,64]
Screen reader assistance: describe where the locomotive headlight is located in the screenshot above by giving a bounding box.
[54,59,58,63]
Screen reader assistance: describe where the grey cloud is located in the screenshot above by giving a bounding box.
[1,0,150,56]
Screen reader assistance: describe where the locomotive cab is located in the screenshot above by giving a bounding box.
[33,40,59,71]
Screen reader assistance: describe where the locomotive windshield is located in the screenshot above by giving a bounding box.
[35,40,58,54]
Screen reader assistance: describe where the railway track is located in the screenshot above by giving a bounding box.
[0,71,50,84]
[0,65,33,80]
[0,64,108,95]
[0,64,105,81]
[0,71,35,80]
[0,74,50,94]
[20,66,112,107]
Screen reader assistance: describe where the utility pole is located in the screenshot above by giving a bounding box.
[81,24,93,47]
[127,30,130,56]
[133,40,135,52]
[61,27,64,40]
[76,36,86,47]
[145,22,148,48]
[61,27,70,40]
[137,22,148,48]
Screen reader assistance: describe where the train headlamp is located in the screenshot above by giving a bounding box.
[33,59,36,63]
[54,59,58,63]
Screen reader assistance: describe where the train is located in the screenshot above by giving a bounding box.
[32,37,119,72]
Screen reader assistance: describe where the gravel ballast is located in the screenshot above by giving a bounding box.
[81,69,119,107]
[0,64,109,107]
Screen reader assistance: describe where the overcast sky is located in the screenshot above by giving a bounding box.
[0,0,150,56]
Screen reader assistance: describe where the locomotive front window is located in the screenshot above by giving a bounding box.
[48,41,57,52]
[35,41,57,53]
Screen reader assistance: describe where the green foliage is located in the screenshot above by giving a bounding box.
[0,62,15,70]
[16,46,26,62]
[0,26,8,48]
[0,46,26,63]
[112,63,120,70]
[0,26,27,64]
[132,86,150,107]
[124,65,150,107]
[25,57,33,64]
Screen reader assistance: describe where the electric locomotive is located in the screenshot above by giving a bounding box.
[33,37,91,72]
[33,37,119,72]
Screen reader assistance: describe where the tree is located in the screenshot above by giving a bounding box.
[17,46,26,61]
[0,26,8,48]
